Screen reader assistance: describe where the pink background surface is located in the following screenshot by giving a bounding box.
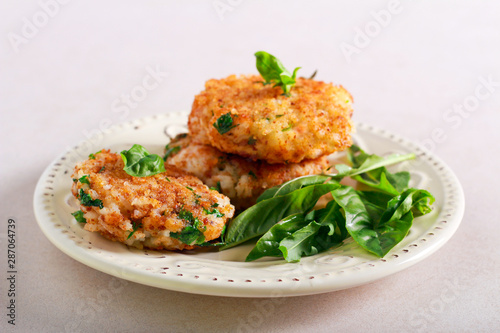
[1,1,499,332]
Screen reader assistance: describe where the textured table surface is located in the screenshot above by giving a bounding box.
[1,1,499,332]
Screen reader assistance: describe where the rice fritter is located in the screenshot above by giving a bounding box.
[71,150,234,250]
[188,74,354,164]
[165,134,329,210]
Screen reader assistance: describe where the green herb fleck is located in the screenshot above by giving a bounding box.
[77,175,90,185]
[210,181,222,193]
[78,189,103,209]
[213,113,239,135]
[71,210,86,223]
[170,208,206,245]
[203,207,224,218]
[88,150,102,160]
[98,166,105,173]
[163,143,181,161]
[308,70,318,80]
[166,176,171,182]
[127,221,142,239]
[282,123,293,132]
[276,114,284,118]
[248,171,257,179]
[248,136,257,145]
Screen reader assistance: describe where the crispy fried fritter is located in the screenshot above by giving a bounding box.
[165,135,329,210]
[71,150,234,250]
[188,74,354,164]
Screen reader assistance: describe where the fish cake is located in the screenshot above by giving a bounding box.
[165,134,329,210]
[188,74,354,164]
[71,150,234,250]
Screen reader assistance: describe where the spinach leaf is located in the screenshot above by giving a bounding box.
[255,51,301,96]
[213,113,239,135]
[331,186,434,257]
[346,145,411,195]
[329,145,415,181]
[278,200,347,262]
[256,175,332,203]
[245,213,308,261]
[221,182,340,250]
[120,144,166,177]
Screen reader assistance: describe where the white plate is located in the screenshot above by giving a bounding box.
[33,112,464,297]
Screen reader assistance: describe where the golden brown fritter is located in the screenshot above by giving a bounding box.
[188,74,354,164]
[165,134,329,210]
[71,150,234,250]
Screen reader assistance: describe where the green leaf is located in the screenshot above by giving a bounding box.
[220,182,340,250]
[88,150,102,160]
[278,201,347,262]
[256,175,332,203]
[78,175,90,185]
[170,208,206,245]
[203,207,224,218]
[331,186,434,257]
[328,145,415,181]
[163,143,181,161]
[254,51,301,96]
[120,144,166,177]
[71,210,87,223]
[213,113,239,135]
[245,213,308,261]
[78,189,103,209]
[345,145,411,195]
[127,221,142,240]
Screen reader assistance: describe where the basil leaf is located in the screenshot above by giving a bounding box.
[256,175,333,203]
[213,113,239,135]
[221,182,340,250]
[331,186,434,257]
[346,145,411,195]
[255,51,301,96]
[278,201,347,262]
[120,144,166,177]
[328,145,415,181]
[245,213,308,262]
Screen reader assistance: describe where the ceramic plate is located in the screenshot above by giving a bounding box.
[33,112,464,297]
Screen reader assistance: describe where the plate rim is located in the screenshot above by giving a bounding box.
[33,112,465,297]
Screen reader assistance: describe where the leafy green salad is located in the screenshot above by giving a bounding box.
[113,143,434,262]
[220,145,434,262]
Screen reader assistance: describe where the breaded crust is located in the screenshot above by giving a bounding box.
[71,150,234,250]
[188,74,354,164]
[165,135,329,210]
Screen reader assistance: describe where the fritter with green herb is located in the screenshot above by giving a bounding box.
[71,149,234,250]
[188,74,354,164]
